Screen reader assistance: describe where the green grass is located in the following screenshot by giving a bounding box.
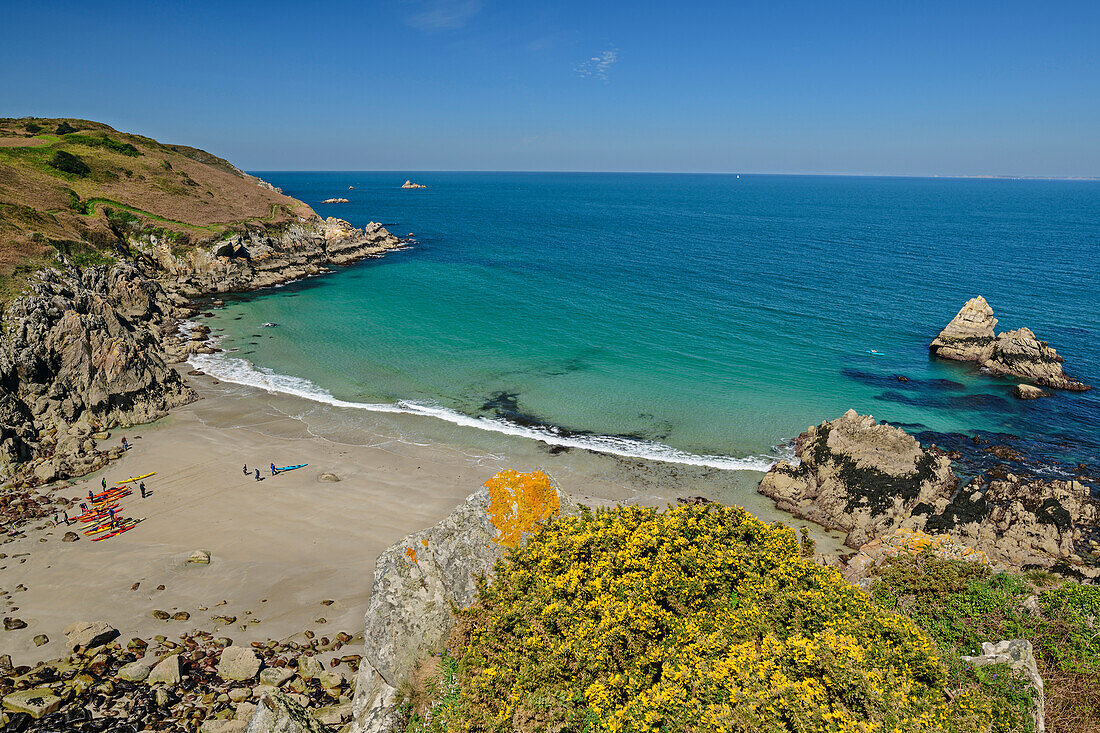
[870,552,1100,733]
[405,653,462,733]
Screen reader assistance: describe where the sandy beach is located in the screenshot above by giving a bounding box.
[1,371,845,665]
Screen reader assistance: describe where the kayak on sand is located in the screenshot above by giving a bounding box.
[117,471,156,484]
[275,464,308,472]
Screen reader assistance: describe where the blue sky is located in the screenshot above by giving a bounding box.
[2,0,1098,176]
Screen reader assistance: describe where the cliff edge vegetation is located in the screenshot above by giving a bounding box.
[405,504,1043,733]
[0,116,313,300]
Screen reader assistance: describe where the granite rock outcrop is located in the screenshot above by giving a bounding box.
[930,296,1090,391]
[351,471,571,733]
[759,411,1100,578]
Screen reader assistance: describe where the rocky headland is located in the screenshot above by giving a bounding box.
[758,409,1099,578]
[929,296,1091,392]
[0,118,404,494]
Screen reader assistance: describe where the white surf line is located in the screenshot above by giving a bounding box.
[186,352,781,472]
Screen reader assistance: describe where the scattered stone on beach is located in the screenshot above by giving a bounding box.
[148,653,182,686]
[171,611,191,621]
[153,609,171,620]
[218,645,261,681]
[0,617,23,631]
[188,549,212,564]
[33,633,48,646]
[2,687,63,718]
[1014,383,1050,399]
[63,620,117,650]
[62,531,80,542]
[930,296,1090,391]
[318,472,340,482]
[116,660,152,682]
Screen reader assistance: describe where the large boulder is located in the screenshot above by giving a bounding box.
[351,470,570,733]
[930,297,1090,391]
[63,620,118,651]
[246,690,329,733]
[218,645,261,681]
[758,410,957,548]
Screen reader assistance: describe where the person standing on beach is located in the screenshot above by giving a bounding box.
[108,506,117,528]
[270,463,278,476]
[88,489,94,502]
[139,482,147,498]
[255,468,261,481]
[121,436,128,450]
[243,464,248,475]
[101,478,107,491]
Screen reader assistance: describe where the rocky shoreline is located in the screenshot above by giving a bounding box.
[757,409,1099,579]
[0,216,403,502]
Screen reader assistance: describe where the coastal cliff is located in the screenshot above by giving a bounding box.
[0,118,403,487]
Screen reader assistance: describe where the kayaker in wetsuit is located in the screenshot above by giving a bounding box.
[121,436,128,450]
[139,482,147,498]
[243,464,248,475]
[270,463,278,476]
[255,468,261,481]
[87,489,94,502]
[101,478,107,490]
[80,502,88,513]
[108,506,117,528]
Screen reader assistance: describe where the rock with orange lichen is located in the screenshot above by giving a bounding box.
[844,528,988,586]
[352,470,573,733]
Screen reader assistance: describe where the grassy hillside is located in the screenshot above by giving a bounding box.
[0,117,316,299]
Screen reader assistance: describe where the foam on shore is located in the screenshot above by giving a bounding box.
[187,352,779,472]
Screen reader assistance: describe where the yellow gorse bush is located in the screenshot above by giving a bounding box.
[442,504,998,733]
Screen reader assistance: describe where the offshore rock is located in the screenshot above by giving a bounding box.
[350,471,570,733]
[757,409,957,548]
[929,295,998,362]
[930,297,1090,391]
[1013,383,1049,399]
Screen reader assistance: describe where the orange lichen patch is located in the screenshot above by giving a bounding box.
[405,546,417,563]
[483,469,561,548]
[421,538,429,546]
[863,527,988,564]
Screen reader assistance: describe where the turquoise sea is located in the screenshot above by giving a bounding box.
[190,173,1100,474]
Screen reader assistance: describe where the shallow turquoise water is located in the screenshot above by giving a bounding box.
[192,173,1100,470]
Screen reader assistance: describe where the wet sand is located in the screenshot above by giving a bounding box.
[0,373,844,664]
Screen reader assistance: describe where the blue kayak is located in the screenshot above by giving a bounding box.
[275,464,307,472]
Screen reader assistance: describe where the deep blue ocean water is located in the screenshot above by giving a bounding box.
[191,173,1100,474]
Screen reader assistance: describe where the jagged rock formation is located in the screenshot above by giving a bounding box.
[758,409,957,548]
[351,472,572,733]
[140,218,401,298]
[759,411,1100,578]
[921,473,1099,577]
[930,296,1090,391]
[0,264,194,482]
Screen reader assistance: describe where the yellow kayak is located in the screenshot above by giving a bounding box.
[117,471,156,484]
[84,516,138,535]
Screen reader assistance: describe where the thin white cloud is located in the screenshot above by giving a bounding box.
[405,0,483,31]
[574,48,618,83]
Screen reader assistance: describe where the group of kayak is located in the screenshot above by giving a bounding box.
[72,472,155,542]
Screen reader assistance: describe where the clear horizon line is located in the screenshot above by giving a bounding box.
[247,169,1100,181]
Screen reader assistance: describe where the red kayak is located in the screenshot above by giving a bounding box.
[91,518,141,541]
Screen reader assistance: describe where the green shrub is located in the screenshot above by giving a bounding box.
[24,121,42,134]
[66,189,91,215]
[55,121,77,135]
[62,133,141,156]
[48,150,90,177]
[437,505,1009,732]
